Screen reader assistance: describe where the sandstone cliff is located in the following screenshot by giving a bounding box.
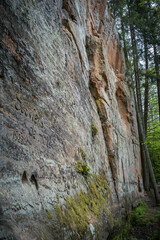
[0,0,143,239]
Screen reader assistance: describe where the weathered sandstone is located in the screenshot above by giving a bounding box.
[0,0,143,239]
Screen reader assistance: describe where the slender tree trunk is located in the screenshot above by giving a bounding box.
[132,80,160,203]
[142,33,150,191]
[143,33,149,135]
[129,21,143,118]
[143,151,150,191]
[127,0,150,191]
[139,135,150,191]
[137,109,160,203]
[121,16,129,67]
[153,44,160,121]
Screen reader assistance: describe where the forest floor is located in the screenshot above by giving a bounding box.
[128,192,160,240]
[109,191,160,240]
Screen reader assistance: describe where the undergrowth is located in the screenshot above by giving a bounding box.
[109,202,160,240]
[131,202,148,225]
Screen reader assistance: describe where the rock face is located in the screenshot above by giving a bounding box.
[0,0,143,239]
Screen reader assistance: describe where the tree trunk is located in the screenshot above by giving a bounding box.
[142,33,150,191]
[132,80,160,203]
[137,109,160,203]
[143,33,149,135]
[140,137,150,191]
[127,1,150,191]
[121,16,129,68]
[128,18,143,119]
[153,44,160,121]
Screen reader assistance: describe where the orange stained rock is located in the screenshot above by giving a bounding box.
[2,34,21,60]
[116,82,130,135]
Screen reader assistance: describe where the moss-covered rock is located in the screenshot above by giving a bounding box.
[91,123,98,137]
[79,147,87,160]
[76,161,91,176]
[55,172,113,238]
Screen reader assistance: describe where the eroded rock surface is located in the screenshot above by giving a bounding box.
[0,0,143,239]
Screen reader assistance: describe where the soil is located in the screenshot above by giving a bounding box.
[130,219,160,240]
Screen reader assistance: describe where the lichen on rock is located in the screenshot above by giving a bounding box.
[55,172,113,238]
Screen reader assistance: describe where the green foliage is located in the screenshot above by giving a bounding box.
[153,230,159,240]
[146,83,160,182]
[156,211,160,223]
[91,123,98,137]
[77,148,92,177]
[139,0,160,16]
[109,202,153,240]
[111,220,132,240]
[132,202,148,224]
[76,161,91,177]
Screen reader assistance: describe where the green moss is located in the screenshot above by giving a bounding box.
[56,194,59,200]
[32,0,37,5]
[55,205,63,222]
[46,209,53,219]
[79,147,86,160]
[91,123,98,137]
[76,161,91,176]
[77,148,91,177]
[55,173,112,236]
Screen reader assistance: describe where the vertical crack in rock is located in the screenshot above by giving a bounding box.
[62,19,84,73]
[87,36,119,201]
[62,0,84,73]
[85,0,122,200]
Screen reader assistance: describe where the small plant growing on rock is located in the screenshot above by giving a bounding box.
[79,147,86,160]
[77,161,91,177]
[91,123,98,137]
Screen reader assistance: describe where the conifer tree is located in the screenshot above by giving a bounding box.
[108,0,160,202]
